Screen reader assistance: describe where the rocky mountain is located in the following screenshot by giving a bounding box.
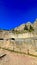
[0,19,37,34]
[14,23,25,31]
[12,22,34,32]
[11,19,37,34]
[26,22,32,29]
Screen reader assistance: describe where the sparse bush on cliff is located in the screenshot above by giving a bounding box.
[30,25,34,30]
[29,25,34,32]
[11,24,34,33]
[24,25,28,30]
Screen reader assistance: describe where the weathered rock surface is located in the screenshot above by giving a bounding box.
[0,20,37,56]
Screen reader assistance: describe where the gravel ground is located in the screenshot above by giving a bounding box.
[0,49,37,65]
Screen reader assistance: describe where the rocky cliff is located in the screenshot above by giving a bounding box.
[11,19,37,35]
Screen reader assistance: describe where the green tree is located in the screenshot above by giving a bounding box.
[24,25,28,30]
[29,25,34,32]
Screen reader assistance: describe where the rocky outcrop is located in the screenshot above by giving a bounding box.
[12,19,37,34]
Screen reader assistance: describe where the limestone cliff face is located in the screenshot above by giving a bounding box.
[12,20,37,35]
[0,30,31,39]
[14,23,25,31]
[9,33,34,38]
[13,22,32,31]
[0,30,10,39]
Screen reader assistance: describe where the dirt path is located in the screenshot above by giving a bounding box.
[0,49,37,65]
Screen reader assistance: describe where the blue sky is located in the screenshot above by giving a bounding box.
[0,0,37,30]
